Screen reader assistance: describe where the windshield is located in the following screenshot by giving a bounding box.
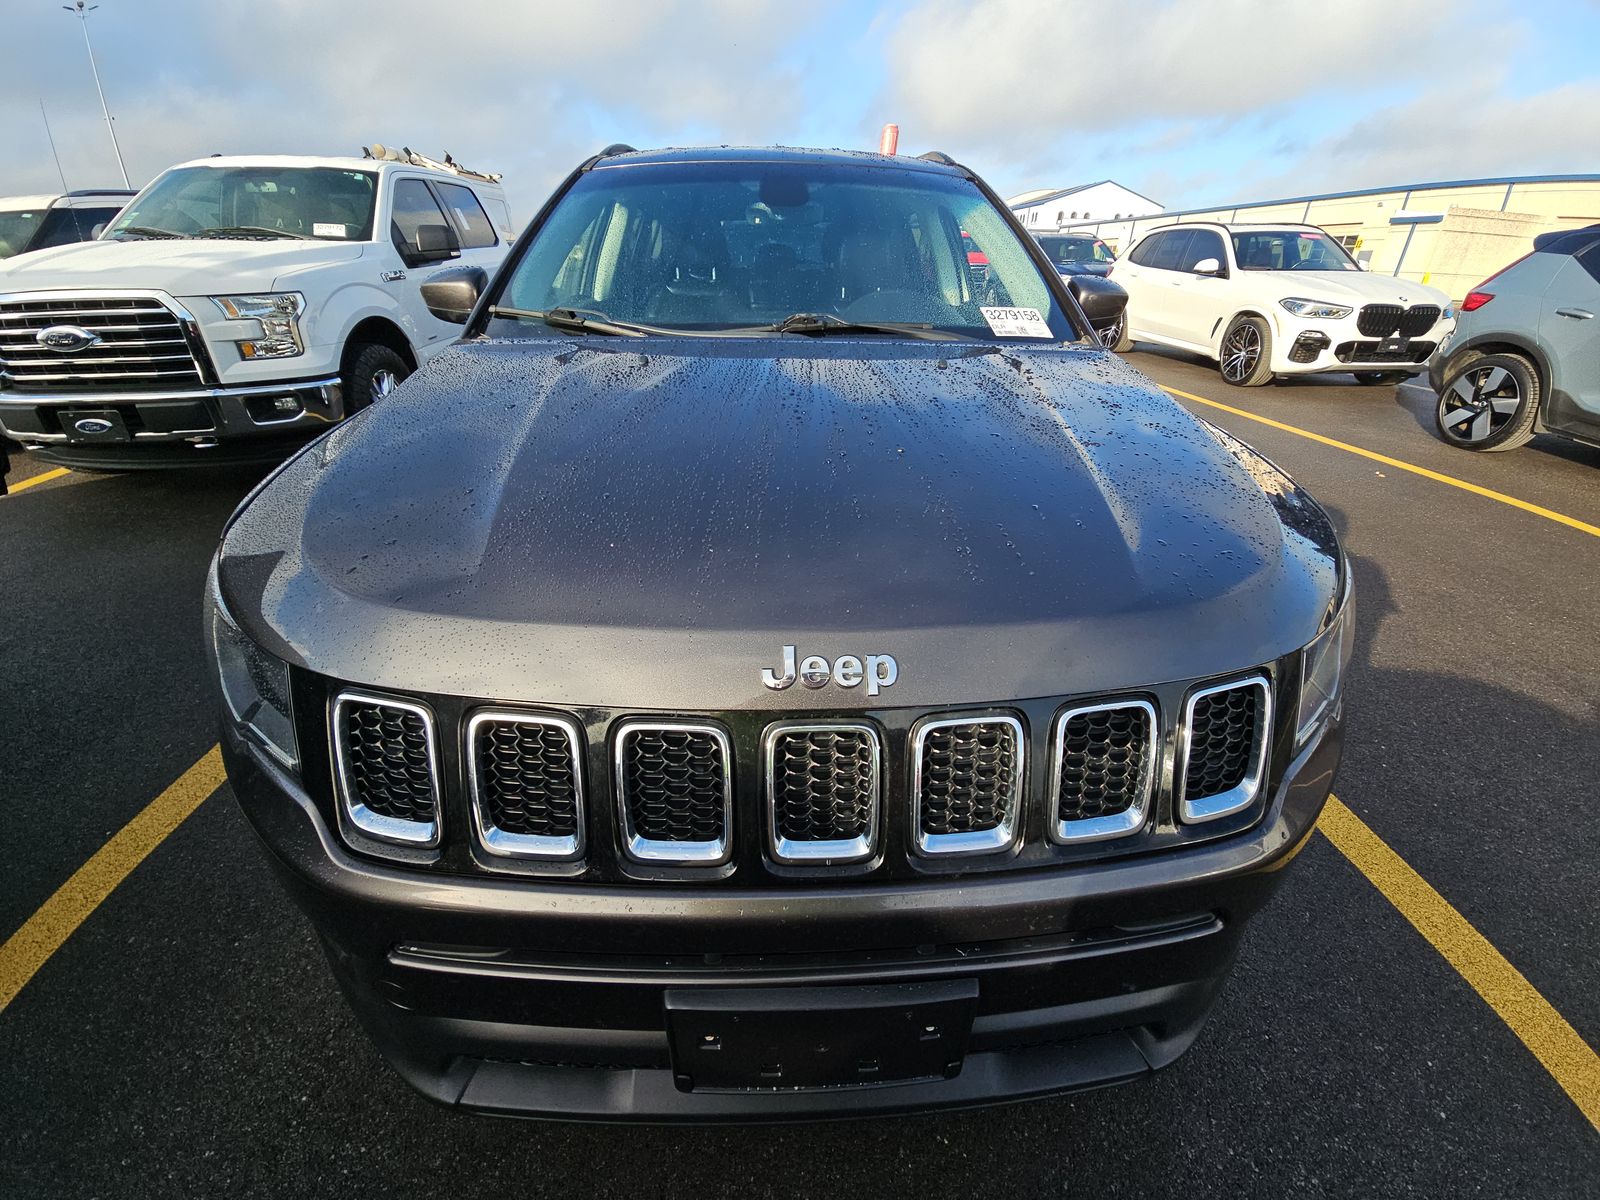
[494,160,1076,340]
[1038,235,1114,264]
[1231,229,1356,272]
[0,207,46,259]
[108,166,377,240]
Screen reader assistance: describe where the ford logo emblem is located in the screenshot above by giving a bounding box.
[36,325,102,353]
[73,417,114,435]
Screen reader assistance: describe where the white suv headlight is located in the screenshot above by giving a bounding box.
[1279,297,1353,320]
[212,292,305,359]
[207,559,298,769]
[1295,569,1355,750]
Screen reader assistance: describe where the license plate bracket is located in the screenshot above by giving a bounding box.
[62,408,131,443]
[665,980,977,1092]
[1376,335,1411,357]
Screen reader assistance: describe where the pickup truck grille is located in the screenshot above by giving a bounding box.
[0,295,205,393]
[766,724,880,864]
[467,712,584,859]
[913,716,1023,855]
[616,723,732,864]
[332,693,440,846]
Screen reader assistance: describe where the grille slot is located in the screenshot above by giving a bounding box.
[331,693,441,847]
[912,715,1023,856]
[1049,700,1156,843]
[1178,676,1272,823]
[1355,303,1403,337]
[0,294,205,393]
[466,711,584,860]
[1397,305,1440,337]
[615,722,732,864]
[765,723,881,864]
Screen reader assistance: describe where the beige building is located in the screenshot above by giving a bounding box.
[1036,175,1600,302]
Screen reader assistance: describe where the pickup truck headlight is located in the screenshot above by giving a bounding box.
[207,560,298,769]
[1295,570,1355,750]
[1280,297,1354,320]
[212,292,305,359]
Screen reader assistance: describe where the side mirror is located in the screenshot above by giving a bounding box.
[1191,257,1224,277]
[420,265,488,324]
[90,222,109,240]
[408,222,460,266]
[1068,275,1128,332]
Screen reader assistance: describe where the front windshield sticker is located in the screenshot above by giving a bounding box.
[313,223,349,238]
[980,306,1053,338]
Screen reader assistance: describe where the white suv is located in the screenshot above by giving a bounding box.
[0,152,512,468]
[1110,222,1453,387]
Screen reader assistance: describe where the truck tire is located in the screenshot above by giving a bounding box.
[343,343,411,415]
[1218,315,1274,387]
[1434,352,1540,452]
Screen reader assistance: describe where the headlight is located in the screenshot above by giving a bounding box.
[212,292,305,359]
[1279,297,1354,320]
[1295,569,1355,750]
[207,559,298,769]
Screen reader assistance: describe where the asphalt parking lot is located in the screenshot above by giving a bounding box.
[2,348,1597,1198]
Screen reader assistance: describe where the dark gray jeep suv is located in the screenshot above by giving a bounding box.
[208,145,1351,1121]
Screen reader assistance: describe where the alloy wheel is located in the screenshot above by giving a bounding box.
[1098,312,1125,350]
[1438,365,1521,444]
[1221,324,1261,382]
[370,369,399,403]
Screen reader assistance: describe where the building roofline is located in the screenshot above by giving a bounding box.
[1011,179,1164,209]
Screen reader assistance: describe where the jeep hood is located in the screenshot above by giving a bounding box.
[0,237,365,297]
[1270,270,1451,307]
[219,339,1341,710]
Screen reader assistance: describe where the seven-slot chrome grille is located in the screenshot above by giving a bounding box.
[615,722,733,864]
[912,715,1023,855]
[765,723,881,864]
[0,294,205,392]
[320,672,1279,868]
[467,711,584,860]
[331,692,441,846]
[1049,700,1157,843]
[1178,677,1272,823]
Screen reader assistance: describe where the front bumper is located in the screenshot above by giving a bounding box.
[1269,314,1452,376]
[0,376,342,468]
[224,710,1341,1122]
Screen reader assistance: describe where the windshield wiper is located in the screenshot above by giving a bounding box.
[112,225,183,240]
[753,312,967,341]
[487,306,655,337]
[193,225,307,240]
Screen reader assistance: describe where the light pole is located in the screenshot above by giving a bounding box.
[63,1,131,188]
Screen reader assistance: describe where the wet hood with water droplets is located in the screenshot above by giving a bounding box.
[219,337,1341,709]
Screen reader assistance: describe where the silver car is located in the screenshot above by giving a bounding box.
[1431,225,1600,452]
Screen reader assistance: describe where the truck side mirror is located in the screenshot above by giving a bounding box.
[1068,275,1129,332]
[420,266,488,324]
[408,223,460,266]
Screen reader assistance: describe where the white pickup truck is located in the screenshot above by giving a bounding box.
[0,151,512,468]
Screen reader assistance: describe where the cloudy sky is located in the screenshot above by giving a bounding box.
[4,0,1599,217]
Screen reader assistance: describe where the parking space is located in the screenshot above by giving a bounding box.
[1,350,1596,1197]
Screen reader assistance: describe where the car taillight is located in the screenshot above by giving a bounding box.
[1461,291,1493,312]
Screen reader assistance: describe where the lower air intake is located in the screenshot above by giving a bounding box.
[913,715,1023,855]
[765,723,881,864]
[332,692,440,847]
[1179,676,1272,823]
[1050,700,1156,843]
[467,711,584,860]
[616,722,732,864]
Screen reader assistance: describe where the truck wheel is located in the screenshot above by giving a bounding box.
[1435,353,1540,451]
[343,343,411,415]
[1218,316,1274,386]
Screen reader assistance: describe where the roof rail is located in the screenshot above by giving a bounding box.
[917,150,959,167]
[597,143,637,159]
[65,188,135,197]
[362,144,502,184]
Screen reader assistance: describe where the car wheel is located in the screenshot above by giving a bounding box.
[1100,308,1131,352]
[1434,353,1540,451]
[1218,316,1273,387]
[1353,371,1411,386]
[342,343,411,415]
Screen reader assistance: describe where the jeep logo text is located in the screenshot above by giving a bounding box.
[761,645,898,696]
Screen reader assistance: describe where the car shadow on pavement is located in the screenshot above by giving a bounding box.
[1395,379,1600,468]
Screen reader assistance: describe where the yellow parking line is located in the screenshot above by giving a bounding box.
[1320,795,1600,1131]
[6,466,71,495]
[0,746,225,1015]
[1163,385,1600,540]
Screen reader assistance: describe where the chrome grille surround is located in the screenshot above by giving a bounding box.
[330,691,441,847]
[1176,675,1272,824]
[465,710,585,861]
[1048,699,1158,844]
[764,721,882,865]
[910,714,1024,856]
[614,721,733,865]
[0,289,211,393]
